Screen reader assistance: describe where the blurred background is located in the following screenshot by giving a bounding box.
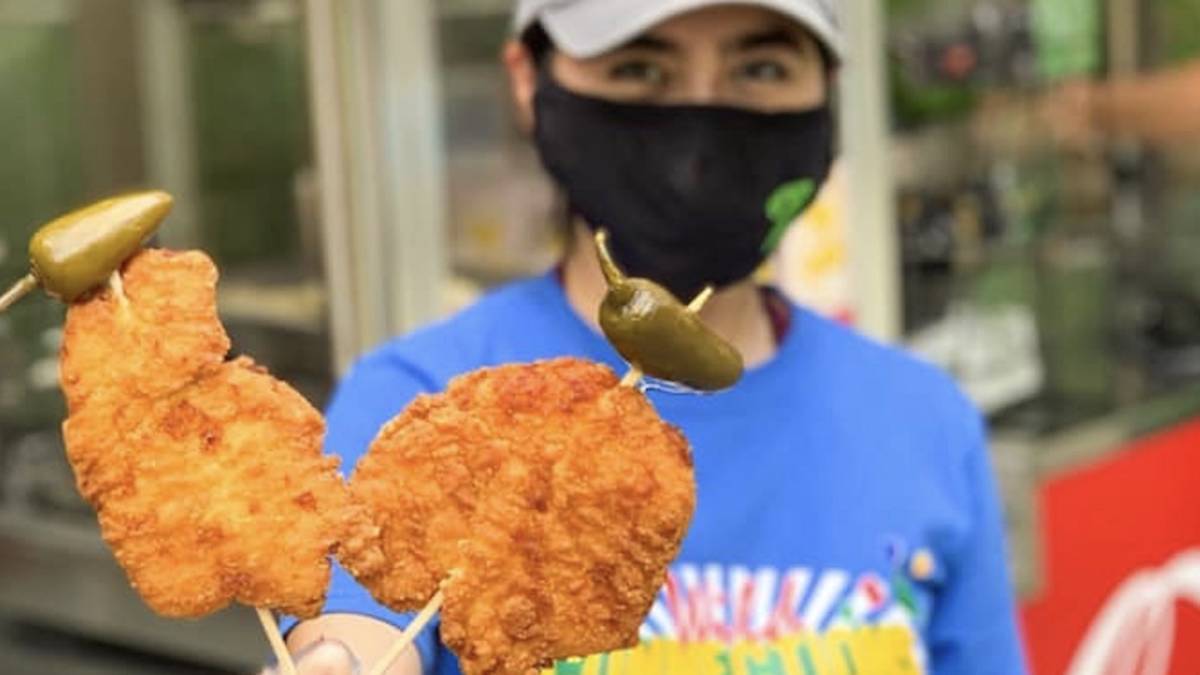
[0,0,1198,673]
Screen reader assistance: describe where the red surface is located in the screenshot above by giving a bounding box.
[1020,418,1200,674]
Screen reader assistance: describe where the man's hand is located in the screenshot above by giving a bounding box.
[260,640,360,675]
[281,614,423,675]
[1038,80,1105,151]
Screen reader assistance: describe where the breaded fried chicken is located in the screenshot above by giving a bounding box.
[60,250,383,618]
[345,359,695,675]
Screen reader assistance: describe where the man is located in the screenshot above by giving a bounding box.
[275,2,1028,673]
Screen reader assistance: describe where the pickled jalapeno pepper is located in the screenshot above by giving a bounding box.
[0,191,173,312]
[595,230,744,391]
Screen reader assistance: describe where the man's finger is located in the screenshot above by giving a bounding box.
[260,639,361,675]
[295,640,361,674]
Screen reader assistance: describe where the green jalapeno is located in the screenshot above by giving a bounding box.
[0,191,173,312]
[595,230,744,391]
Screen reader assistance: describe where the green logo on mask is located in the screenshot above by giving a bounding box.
[762,178,817,254]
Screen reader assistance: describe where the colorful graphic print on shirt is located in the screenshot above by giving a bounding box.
[546,560,933,675]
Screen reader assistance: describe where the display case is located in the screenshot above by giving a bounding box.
[886,0,1200,426]
[438,0,560,290]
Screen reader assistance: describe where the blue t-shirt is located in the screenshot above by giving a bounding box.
[314,273,1026,675]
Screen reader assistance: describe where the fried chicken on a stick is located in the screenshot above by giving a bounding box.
[345,359,696,675]
[60,249,383,618]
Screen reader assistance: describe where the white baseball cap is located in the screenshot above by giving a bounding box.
[513,0,843,61]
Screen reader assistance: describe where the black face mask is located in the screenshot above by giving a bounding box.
[533,75,835,301]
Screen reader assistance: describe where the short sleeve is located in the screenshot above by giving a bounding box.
[927,406,1029,674]
[282,349,443,673]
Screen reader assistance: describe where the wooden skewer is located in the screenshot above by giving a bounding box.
[109,270,131,311]
[256,607,298,675]
[618,366,644,388]
[0,273,37,314]
[367,286,716,673]
[366,590,445,675]
[686,286,714,314]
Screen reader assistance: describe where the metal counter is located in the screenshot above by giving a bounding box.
[0,512,263,674]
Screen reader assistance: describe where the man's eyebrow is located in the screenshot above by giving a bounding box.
[733,29,805,52]
[617,35,679,53]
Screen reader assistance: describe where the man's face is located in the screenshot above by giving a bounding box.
[549,6,829,111]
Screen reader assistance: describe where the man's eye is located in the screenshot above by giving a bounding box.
[737,60,791,82]
[609,61,669,85]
